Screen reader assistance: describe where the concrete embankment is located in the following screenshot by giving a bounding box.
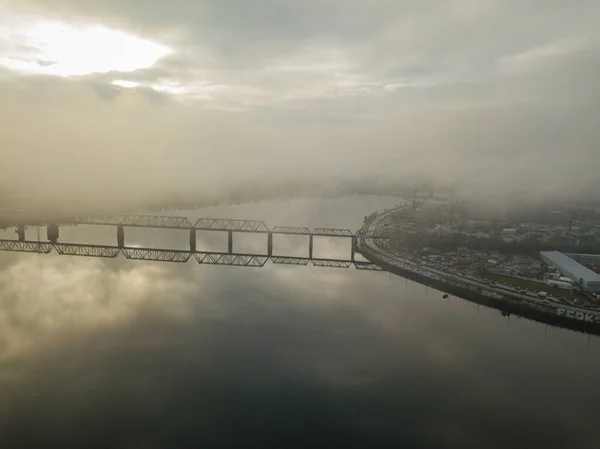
[358,241,600,336]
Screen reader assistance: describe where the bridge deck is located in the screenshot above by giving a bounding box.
[0,239,383,270]
[18,214,392,238]
[0,213,395,270]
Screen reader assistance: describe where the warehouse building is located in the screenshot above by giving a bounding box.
[540,251,600,293]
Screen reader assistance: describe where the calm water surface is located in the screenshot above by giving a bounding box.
[1,196,599,449]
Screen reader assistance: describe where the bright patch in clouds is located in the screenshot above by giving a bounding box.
[151,80,190,95]
[111,77,229,100]
[0,7,171,77]
[497,38,588,73]
[112,79,141,88]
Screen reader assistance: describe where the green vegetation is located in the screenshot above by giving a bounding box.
[483,272,586,300]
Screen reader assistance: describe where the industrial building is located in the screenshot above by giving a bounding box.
[565,253,600,272]
[540,251,600,293]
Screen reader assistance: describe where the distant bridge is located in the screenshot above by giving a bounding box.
[0,214,392,270]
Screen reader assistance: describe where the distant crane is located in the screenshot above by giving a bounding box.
[411,189,424,209]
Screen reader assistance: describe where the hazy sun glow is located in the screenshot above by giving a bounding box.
[0,9,172,77]
[112,79,142,88]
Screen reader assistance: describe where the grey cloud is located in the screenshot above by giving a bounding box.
[12,0,600,103]
[2,0,600,207]
[90,82,121,101]
[94,82,172,104]
[17,0,599,71]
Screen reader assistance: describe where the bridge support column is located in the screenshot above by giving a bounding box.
[117,224,125,248]
[228,230,233,254]
[47,224,59,244]
[189,229,196,252]
[309,234,313,259]
[16,224,25,242]
[351,236,357,262]
[267,232,273,256]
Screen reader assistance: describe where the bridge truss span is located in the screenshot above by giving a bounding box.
[0,240,53,254]
[271,256,310,266]
[0,238,384,271]
[194,252,269,267]
[73,216,121,226]
[122,248,192,263]
[312,228,353,237]
[271,226,311,235]
[55,243,121,258]
[121,215,193,229]
[61,213,392,240]
[354,261,384,271]
[194,218,270,233]
[312,259,353,268]
[2,211,395,272]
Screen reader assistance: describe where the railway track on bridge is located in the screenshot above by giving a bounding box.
[0,214,391,269]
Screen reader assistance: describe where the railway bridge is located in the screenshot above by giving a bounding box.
[0,214,391,270]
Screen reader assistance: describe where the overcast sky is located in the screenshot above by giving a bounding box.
[1,0,599,206]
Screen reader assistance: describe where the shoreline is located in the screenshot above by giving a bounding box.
[358,208,600,336]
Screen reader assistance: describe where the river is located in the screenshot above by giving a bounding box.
[0,196,599,448]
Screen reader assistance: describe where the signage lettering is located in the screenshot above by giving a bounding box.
[557,308,600,323]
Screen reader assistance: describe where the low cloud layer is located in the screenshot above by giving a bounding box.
[1,0,599,209]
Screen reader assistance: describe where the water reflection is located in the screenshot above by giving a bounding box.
[0,196,599,448]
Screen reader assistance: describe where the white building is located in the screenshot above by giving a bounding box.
[540,251,600,293]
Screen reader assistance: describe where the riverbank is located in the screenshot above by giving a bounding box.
[358,208,600,336]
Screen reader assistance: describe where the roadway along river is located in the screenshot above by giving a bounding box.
[361,207,600,324]
[0,196,599,449]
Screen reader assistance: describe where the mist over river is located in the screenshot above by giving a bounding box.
[1,196,599,449]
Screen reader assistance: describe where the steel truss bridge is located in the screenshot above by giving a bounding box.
[0,214,390,270]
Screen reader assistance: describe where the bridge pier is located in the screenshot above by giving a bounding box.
[16,224,25,242]
[267,232,273,256]
[117,224,125,248]
[47,224,59,244]
[0,216,389,271]
[189,229,196,252]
